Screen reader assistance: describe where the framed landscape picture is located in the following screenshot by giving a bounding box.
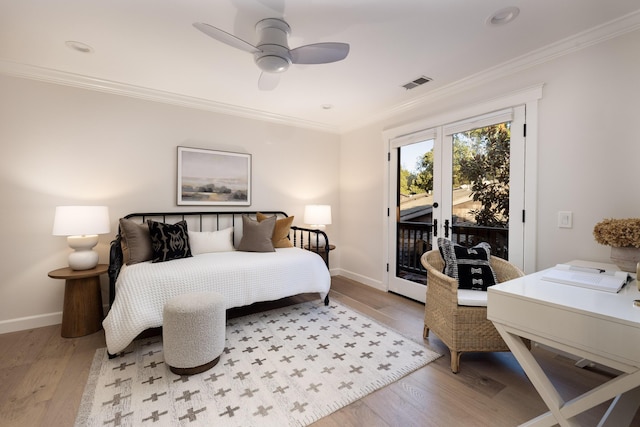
[177,146,251,206]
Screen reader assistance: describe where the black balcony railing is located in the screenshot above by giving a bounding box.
[396,221,433,281]
[396,221,509,285]
[450,224,509,260]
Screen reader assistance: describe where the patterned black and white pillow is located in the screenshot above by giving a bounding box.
[147,219,192,263]
[437,237,497,291]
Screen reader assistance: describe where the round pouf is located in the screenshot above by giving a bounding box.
[163,291,225,375]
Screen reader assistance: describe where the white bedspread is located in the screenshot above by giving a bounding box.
[103,247,331,354]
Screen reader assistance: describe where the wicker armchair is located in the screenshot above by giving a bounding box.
[421,249,526,373]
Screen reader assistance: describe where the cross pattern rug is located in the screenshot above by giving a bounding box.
[75,300,440,426]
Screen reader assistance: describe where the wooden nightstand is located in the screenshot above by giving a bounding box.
[48,264,107,338]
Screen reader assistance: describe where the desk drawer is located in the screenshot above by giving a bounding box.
[488,291,640,369]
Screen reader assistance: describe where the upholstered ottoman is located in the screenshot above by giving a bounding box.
[162,291,226,375]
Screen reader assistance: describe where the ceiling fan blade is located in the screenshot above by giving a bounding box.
[290,42,350,64]
[258,72,280,91]
[193,22,260,54]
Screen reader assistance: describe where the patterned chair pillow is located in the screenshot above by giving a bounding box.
[437,237,497,291]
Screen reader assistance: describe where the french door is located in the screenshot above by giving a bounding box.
[387,106,526,302]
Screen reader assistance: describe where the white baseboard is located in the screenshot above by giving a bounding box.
[0,311,62,334]
[332,268,386,292]
[0,272,385,335]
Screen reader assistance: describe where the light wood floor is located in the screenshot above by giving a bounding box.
[1,276,638,426]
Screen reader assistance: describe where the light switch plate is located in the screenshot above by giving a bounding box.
[558,211,573,228]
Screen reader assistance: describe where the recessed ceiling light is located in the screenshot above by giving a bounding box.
[486,6,520,27]
[65,40,94,53]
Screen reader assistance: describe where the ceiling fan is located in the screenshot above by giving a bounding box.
[193,18,350,90]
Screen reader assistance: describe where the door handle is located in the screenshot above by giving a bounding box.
[433,219,437,237]
[444,219,450,238]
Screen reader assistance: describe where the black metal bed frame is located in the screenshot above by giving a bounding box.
[108,211,331,307]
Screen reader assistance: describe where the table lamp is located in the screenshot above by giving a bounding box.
[304,204,332,248]
[52,206,111,270]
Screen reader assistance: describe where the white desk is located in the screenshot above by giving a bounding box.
[487,263,640,427]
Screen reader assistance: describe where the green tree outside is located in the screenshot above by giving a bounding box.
[457,123,510,227]
[399,167,413,195]
[398,122,511,227]
[409,150,433,194]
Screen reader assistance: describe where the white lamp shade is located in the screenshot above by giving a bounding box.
[52,206,110,270]
[304,204,332,226]
[52,206,111,236]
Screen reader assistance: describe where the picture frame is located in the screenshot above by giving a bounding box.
[177,146,251,206]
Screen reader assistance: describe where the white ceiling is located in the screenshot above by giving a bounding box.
[1,0,639,132]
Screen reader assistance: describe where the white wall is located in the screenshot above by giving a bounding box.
[338,28,640,288]
[0,76,340,332]
[338,125,386,289]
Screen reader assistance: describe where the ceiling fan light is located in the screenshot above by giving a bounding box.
[256,55,290,73]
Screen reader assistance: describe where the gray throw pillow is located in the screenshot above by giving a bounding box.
[119,218,153,265]
[237,215,276,252]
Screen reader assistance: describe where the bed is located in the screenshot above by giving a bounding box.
[103,211,331,355]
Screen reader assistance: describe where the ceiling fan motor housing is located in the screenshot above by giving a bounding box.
[254,18,292,73]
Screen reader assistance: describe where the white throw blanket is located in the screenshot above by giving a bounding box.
[103,247,331,354]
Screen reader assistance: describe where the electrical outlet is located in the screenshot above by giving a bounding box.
[558,211,573,228]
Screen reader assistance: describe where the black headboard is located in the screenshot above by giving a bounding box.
[108,211,330,306]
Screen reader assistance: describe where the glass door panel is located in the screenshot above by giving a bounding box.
[397,139,435,283]
[449,123,511,259]
[388,139,434,302]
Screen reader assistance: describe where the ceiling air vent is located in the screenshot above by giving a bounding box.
[402,76,432,90]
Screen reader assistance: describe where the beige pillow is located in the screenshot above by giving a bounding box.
[237,215,276,252]
[119,218,153,265]
[257,212,294,248]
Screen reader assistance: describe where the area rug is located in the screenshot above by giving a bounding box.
[75,300,440,426]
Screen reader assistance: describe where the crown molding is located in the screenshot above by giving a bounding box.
[1,9,638,136]
[342,9,640,133]
[0,59,340,134]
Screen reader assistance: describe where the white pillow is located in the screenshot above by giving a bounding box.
[188,227,235,255]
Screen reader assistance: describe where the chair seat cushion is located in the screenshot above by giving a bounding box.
[457,289,488,307]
